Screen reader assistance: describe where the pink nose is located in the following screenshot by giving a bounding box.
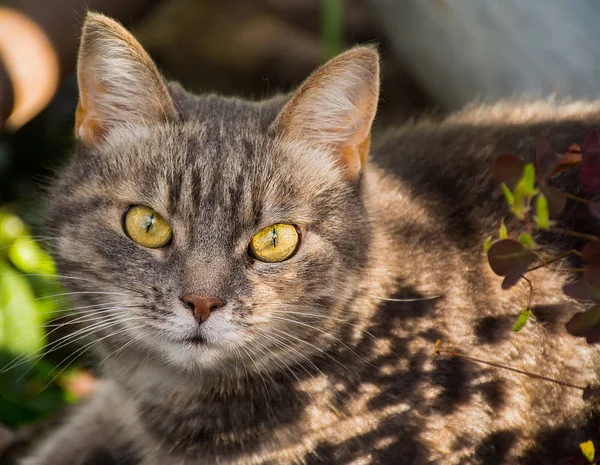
[182,294,225,324]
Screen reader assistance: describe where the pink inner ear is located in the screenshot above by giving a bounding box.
[272,47,380,180]
[75,64,111,144]
[74,13,178,145]
[74,74,99,144]
[340,135,372,178]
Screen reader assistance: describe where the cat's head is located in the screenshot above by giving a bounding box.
[46,13,380,375]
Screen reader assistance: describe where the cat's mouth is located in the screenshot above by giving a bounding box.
[183,335,207,346]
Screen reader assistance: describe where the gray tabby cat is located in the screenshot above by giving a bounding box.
[22,12,600,465]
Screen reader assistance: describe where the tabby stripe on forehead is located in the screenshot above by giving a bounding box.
[51,198,106,225]
[228,169,247,220]
[242,138,256,160]
[206,129,225,203]
[167,172,183,216]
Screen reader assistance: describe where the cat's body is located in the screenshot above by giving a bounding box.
[21,13,600,465]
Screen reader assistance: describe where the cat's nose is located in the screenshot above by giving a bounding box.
[182,294,225,324]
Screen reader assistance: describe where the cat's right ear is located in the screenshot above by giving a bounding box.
[271,47,380,181]
[75,13,178,145]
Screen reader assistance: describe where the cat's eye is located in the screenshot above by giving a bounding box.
[123,205,172,248]
[249,223,299,263]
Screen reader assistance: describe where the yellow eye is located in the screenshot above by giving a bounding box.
[250,223,299,263]
[123,205,172,248]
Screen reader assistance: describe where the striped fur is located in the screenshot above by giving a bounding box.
[22,13,600,465]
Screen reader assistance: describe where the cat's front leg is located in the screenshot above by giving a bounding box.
[20,381,135,465]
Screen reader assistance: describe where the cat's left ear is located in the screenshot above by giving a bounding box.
[75,12,178,145]
[271,47,380,180]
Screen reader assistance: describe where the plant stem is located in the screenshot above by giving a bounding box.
[435,344,586,391]
[526,249,582,273]
[322,0,343,61]
[522,276,534,309]
[548,227,600,242]
[561,191,596,206]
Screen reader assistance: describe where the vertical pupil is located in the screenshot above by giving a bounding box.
[272,226,277,248]
[145,213,155,233]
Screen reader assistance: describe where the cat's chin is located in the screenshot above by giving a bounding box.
[162,337,228,371]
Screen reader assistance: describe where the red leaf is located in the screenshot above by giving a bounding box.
[558,451,590,465]
[563,267,600,301]
[502,268,528,289]
[580,130,600,192]
[487,239,536,277]
[550,144,582,178]
[535,140,561,180]
[586,327,600,344]
[493,154,524,186]
[582,242,600,266]
[589,203,600,220]
[583,384,600,401]
[540,185,567,219]
[565,305,600,338]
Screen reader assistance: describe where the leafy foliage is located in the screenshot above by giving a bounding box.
[580,440,595,463]
[512,307,532,332]
[540,185,566,219]
[563,268,600,302]
[0,211,91,429]
[565,306,600,343]
[486,130,600,401]
[534,193,549,230]
[519,232,535,249]
[487,239,535,290]
[581,131,600,192]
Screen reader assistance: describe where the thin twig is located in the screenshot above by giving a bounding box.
[548,227,600,243]
[434,341,586,391]
[526,249,582,273]
[522,275,534,310]
[561,191,596,206]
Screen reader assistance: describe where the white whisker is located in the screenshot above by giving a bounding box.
[365,293,442,302]
[42,324,147,390]
[271,310,376,339]
[270,316,375,368]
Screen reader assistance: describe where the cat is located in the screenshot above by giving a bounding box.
[20,11,600,465]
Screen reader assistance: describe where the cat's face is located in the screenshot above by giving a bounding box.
[46,13,380,375]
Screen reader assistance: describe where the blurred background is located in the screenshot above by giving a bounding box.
[2,0,600,462]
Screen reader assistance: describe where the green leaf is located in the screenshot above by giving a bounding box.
[522,163,536,197]
[512,179,526,218]
[8,236,56,275]
[519,232,535,249]
[0,396,40,428]
[0,262,46,357]
[499,221,508,240]
[580,440,595,463]
[28,276,64,323]
[484,236,492,254]
[0,212,27,249]
[534,193,550,230]
[501,184,514,207]
[513,307,532,332]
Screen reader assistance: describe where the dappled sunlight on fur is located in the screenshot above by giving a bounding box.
[20,12,600,465]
